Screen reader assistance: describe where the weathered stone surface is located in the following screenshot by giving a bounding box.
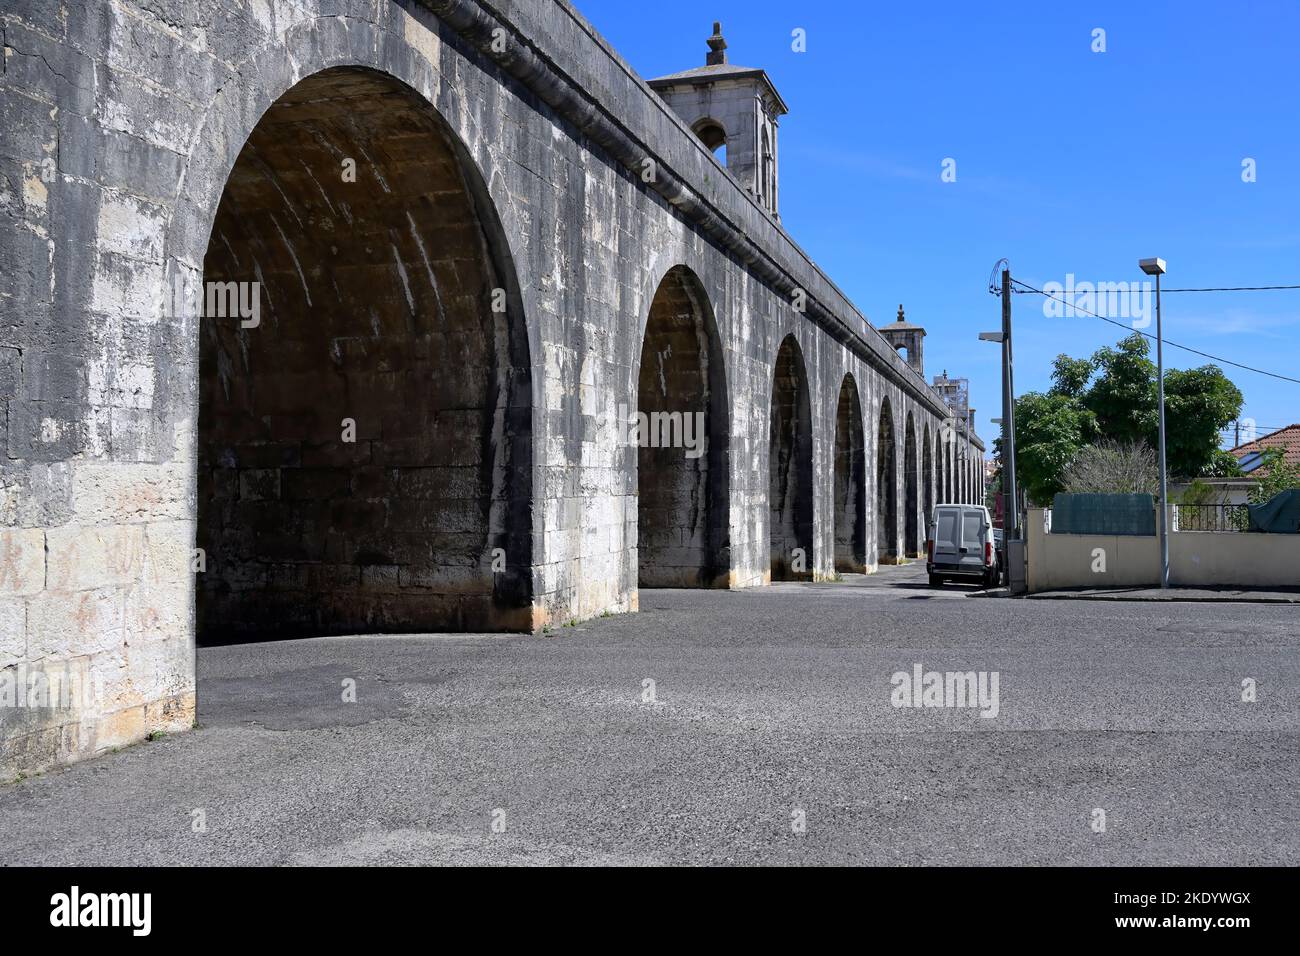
[69,461,191,526]
[0,601,25,668]
[45,525,145,591]
[0,529,45,596]
[26,587,126,660]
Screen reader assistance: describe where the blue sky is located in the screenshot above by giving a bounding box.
[581,0,1300,453]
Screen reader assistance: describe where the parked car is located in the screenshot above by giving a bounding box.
[927,504,998,588]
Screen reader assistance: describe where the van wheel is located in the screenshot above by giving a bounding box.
[928,574,943,588]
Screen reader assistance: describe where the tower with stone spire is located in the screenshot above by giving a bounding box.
[648,22,788,217]
[880,304,926,376]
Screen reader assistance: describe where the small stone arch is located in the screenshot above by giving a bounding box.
[769,335,814,580]
[922,423,934,527]
[877,397,898,564]
[833,374,867,573]
[904,413,919,557]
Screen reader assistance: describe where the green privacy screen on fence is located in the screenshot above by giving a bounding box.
[1247,489,1300,533]
[1050,493,1157,536]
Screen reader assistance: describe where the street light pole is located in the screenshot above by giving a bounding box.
[1140,258,1170,588]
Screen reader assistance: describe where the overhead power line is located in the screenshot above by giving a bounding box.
[1006,278,1300,385]
[1163,284,1300,293]
[1008,282,1300,293]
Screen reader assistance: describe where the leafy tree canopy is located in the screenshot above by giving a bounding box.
[1083,334,1159,445]
[1009,391,1098,505]
[1049,355,1094,399]
[1163,364,1245,477]
[1005,333,1243,499]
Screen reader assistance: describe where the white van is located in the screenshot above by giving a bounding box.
[927,504,998,588]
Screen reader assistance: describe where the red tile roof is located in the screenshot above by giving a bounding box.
[1231,424,1300,472]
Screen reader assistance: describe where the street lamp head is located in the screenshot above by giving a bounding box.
[1139,257,1167,276]
[978,331,1005,343]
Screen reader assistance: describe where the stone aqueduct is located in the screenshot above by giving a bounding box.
[0,0,983,776]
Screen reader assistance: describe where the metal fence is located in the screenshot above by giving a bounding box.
[1173,503,1250,533]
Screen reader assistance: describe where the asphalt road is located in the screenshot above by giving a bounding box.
[2,564,1296,866]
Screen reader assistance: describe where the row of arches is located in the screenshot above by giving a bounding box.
[193,66,982,643]
[634,263,982,587]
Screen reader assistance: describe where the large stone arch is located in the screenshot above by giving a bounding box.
[769,335,814,581]
[833,374,867,573]
[184,42,535,638]
[876,397,898,564]
[164,10,544,416]
[634,265,730,588]
[903,412,919,557]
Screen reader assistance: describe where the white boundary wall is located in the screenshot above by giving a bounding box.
[1026,508,1300,591]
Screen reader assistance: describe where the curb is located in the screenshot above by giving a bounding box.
[1019,590,1300,604]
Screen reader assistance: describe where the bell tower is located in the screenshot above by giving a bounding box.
[649,22,788,217]
[880,305,926,376]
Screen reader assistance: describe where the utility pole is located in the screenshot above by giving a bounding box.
[982,263,1022,590]
[1001,268,1019,543]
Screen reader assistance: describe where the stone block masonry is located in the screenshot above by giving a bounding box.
[0,0,983,779]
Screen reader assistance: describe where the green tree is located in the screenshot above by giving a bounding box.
[1163,365,1244,477]
[1011,391,1098,505]
[1049,354,1094,399]
[1082,334,1158,445]
[1013,334,1244,495]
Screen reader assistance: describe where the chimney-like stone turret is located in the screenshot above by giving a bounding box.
[879,304,926,376]
[648,23,788,217]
